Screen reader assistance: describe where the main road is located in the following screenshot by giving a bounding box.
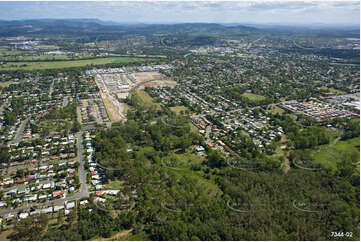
[0,131,89,216]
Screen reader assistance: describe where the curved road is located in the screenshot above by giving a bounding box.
[0,131,89,216]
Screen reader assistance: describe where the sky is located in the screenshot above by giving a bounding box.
[0,1,359,26]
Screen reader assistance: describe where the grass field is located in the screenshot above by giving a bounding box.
[0,81,12,88]
[108,54,167,59]
[104,180,124,190]
[320,86,346,94]
[169,167,222,198]
[190,123,199,134]
[268,105,285,115]
[287,113,298,121]
[271,135,290,172]
[173,150,205,166]
[242,92,266,102]
[112,57,144,64]
[1,55,93,62]
[0,47,33,56]
[310,137,360,170]
[136,90,160,108]
[162,148,221,197]
[0,57,145,71]
[170,105,188,114]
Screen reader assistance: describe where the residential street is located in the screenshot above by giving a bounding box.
[8,117,30,145]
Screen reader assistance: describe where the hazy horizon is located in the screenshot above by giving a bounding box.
[0,1,359,27]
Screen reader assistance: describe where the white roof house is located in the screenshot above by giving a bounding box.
[66,202,75,209]
[43,183,51,189]
[38,194,47,200]
[92,175,100,180]
[54,205,64,212]
[41,207,53,214]
[19,213,29,219]
[106,190,120,195]
[30,210,41,216]
[80,200,88,206]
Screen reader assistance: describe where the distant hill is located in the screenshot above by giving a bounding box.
[0,19,258,37]
[0,19,357,40]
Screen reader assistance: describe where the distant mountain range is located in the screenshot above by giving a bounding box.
[0,19,259,37]
[0,19,358,39]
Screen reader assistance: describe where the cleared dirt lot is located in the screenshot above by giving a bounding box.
[133,71,166,82]
[140,79,177,88]
[133,71,176,88]
[96,71,176,122]
[101,92,123,122]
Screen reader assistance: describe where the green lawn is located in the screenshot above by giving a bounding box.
[242,92,266,102]
[310,137,360,170]
[0,57,145,71]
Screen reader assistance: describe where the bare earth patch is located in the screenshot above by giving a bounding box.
[133,71,166,82]
[95,71,176,123]
[101,92,122,122]
[141,79,177,88]
[133,71,176,88]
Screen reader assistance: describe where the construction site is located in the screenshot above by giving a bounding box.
[94,71,172,122]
